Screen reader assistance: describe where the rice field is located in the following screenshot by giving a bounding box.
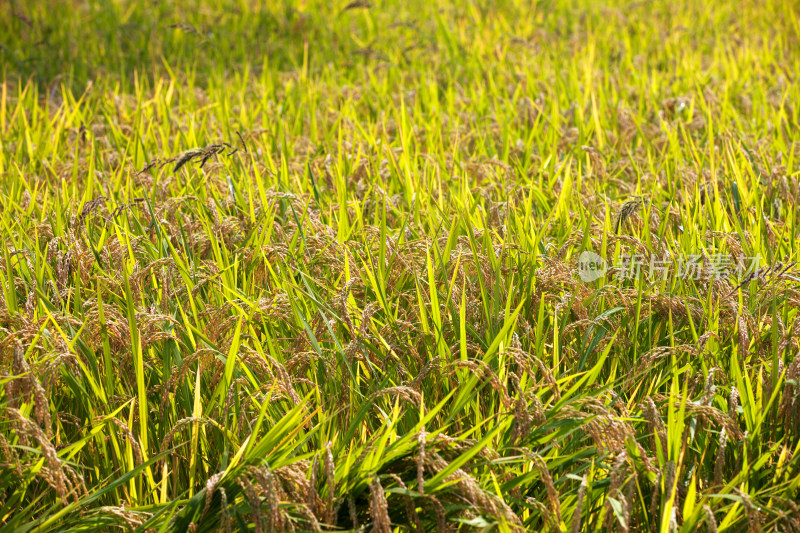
[1,0,800,531]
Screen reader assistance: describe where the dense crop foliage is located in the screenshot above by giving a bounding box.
[1,0,800,531]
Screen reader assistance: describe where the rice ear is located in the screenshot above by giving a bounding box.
[369,477,392,533]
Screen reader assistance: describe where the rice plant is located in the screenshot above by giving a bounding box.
[1,0,799,531]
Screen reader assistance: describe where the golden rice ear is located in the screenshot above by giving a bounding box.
[713,427,728,487]
[369,477,391,533]
[532,453,562,530]
[158,417,208,477]
[0,432,22,478]
[704,505,719,533]
[296,503,322,531]
[431,495,448,532]
[386,473,423,533]
[7,408,85,504]
[7,343,51,435]
[199,470,225,521]
[319,442,336,525]
[569,476,588,533]
[735,488,764,533]
[614,197,645,233]
[347,494,359,529]
[218,487,232,533]
[109,417,143,465]
[237,476,264,533]
[416,426,426,496]
[247,465,286,532]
